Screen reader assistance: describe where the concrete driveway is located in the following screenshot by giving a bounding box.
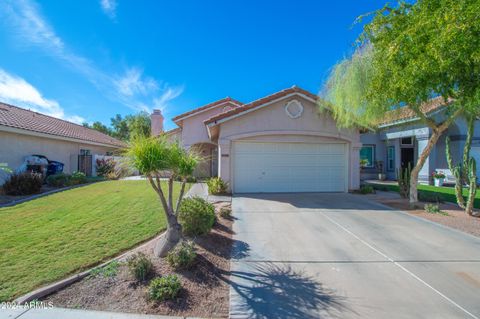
[229,193,480,319]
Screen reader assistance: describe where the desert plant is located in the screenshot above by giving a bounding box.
[67,171,88,185]
[126,135,199,257]
[177,197,215,236]
[96,158,116,177]
[424,203,448,216]
[148,275,182,301]
[89,261,120,278]
[46,173,70,187]
[206,177,227,195]
[359,185,375,194]
[446,116,479,216]
[397,164,411,199]
[2,172,43,195]
[127,253,154,281]
[219,206,232,218]
[166,241,196,269]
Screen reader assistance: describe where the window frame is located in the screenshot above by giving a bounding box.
[387,146,395,172]
[360,145,376,168]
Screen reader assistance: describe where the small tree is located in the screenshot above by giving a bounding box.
[321,0,480,205]
[126,135,198,257]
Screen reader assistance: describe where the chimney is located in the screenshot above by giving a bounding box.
[151,109,164,136]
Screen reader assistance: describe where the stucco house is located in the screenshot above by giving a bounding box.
[360,97,480,185]
[153,86,362,193]
[152,86,478,193]
[0,101,125,180]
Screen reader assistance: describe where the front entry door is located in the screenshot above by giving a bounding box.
[401,148,414,170]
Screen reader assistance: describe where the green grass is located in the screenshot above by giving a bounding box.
[0,180,187,302]
[368,181,480,208]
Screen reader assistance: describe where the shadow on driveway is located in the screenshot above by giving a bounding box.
[229,262,354,319]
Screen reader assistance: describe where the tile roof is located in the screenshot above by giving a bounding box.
[379,96,451,126]
[172,97,243,122]
[164,127,181,135]
[0,102,125,147]
[204,86,318,125]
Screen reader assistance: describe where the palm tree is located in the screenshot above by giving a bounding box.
[126,135,198,257]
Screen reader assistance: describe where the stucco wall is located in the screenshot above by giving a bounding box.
[215,95,361,191]
[179,101,238,147]
[0,130,117,174]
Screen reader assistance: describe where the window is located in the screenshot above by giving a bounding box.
[387,146,395,171]
[360,145,375,168]
[401,137,413,146]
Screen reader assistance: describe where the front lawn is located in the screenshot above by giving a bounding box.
[0,180,186,302]
[368,181,480,208]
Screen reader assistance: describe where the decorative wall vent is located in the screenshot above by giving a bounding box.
[285,99,304,119]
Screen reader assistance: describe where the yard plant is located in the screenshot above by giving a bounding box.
[148,275,182,301]
[0,180,184,302]
[207,177,227,195]
[166,241,197,270]
[177,196,215,236]
[127,253,154,281]
[2,172,42,195]
[126,135,198,257]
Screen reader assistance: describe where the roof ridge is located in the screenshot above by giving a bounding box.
[172,97,243,122]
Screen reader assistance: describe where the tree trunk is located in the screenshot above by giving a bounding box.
[409,129,443,205]
[154,212,182,257]
[176,181,187,213]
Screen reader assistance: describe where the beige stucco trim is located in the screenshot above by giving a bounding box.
[174,101,243,123]
[0,125,121,149]
[221,130,358,144]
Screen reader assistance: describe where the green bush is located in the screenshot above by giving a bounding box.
[67,171,88,185]
[166,241,196,269]
[46,173,70,187]
[148,275,182,301]
[2,172,43,195]
[424,203,448,216]
[206,177,227,195]
[359,185,375,194]
[127,253,154,281]
[419,191,443,203]
[219,206,232,218]
[178,197,215,236]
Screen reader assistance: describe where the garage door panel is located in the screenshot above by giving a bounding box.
[233,141,347,193]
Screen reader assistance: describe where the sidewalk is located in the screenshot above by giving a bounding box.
[1,307,197,319]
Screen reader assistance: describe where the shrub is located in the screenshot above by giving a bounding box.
[206,177,227,195]
[67,171,88,185]
[359,185,375,194]
[96,158,116,177]
[418,191,443,203]
[127,253,154,281]
[89,261,120,278]
[2,172,43,195]
[177,197,215,236]
[424,203,448,216]
[166,241,196,269]
[46,173,70,187]
[148,275,181,301]
[219,206,232,218]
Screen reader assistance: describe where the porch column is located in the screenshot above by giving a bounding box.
[218,139,232,192]
[417,133,436,185]
[351,143,361,190]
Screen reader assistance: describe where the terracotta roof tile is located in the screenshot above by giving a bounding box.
[0,102,125,147]
[204,86,318,125]
[380,96,451,126]
[172,97,243,122]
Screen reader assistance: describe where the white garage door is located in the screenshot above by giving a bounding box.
[233,141,347,193]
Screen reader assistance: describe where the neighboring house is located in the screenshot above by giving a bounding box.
[151,86,361,193]
[359,97,480,184]
[0,102,125,180]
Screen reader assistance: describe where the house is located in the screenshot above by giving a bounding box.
[359,97,480,184]
[0,102,125,180]
[151,86,362,193]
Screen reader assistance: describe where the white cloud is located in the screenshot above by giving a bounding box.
[153,86,184,111]
[100,0,117,20]
[0,69,84,123]
[0,0,183,114]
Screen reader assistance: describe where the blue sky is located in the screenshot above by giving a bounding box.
[0,0,385,130]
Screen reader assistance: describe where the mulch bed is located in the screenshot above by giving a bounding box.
[43,202,233,318]
[369,193,480,238]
